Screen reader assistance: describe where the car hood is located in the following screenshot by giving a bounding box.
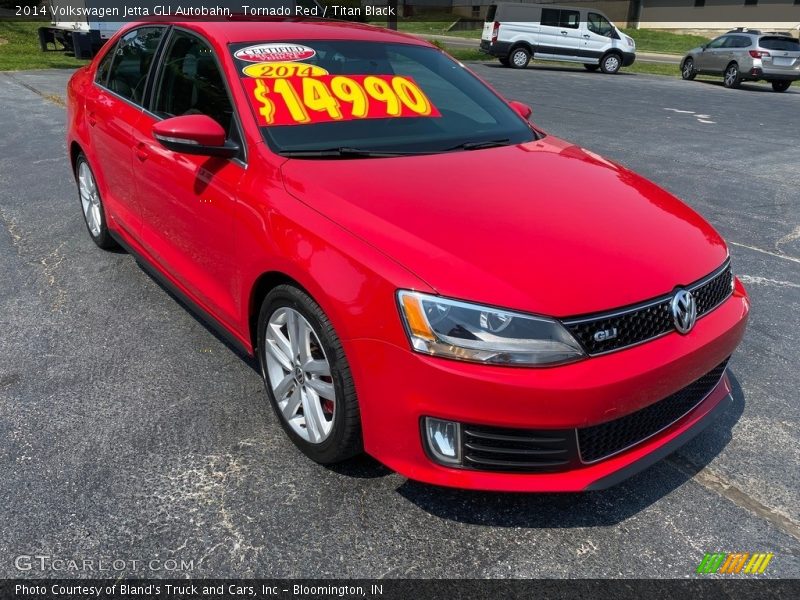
[280,137,728,317]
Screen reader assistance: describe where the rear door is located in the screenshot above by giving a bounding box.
[84,26,166,237]
[536,7,580,59]
[131,28,246,328]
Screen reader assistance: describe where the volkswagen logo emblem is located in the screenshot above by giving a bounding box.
[671,289,697,334]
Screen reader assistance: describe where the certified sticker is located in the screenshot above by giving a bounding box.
[234,43,316,63]
[242,62,328,78]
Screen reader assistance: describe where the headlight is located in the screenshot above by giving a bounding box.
[397,291,585,366]
[625,35,635,48]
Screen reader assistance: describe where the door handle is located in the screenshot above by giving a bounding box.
[135,142,150,163]
[583,34,590,38]
[561,30,568,35]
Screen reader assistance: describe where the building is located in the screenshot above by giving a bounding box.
[426,1,800,30]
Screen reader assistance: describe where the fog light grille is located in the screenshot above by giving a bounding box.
[461,424,576,472]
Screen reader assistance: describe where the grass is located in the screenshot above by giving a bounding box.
[0,21,88,71]
[620,28,710,54]
[385,20,710,55]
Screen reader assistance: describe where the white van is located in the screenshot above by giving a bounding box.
[480,3,636,73]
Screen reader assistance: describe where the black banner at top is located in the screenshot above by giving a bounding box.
[3,1,800,25]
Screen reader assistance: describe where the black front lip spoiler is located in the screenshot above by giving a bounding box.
[584,392,732,491]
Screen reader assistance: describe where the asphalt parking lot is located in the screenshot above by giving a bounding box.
[1,65,798,578]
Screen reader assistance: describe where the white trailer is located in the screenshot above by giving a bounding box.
[38,1,123,59]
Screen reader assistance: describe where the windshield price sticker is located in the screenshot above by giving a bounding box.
[243,74,440,126]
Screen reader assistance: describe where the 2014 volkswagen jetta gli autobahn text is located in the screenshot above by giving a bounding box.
[66,19,750,492]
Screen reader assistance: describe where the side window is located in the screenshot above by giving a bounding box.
[541,8,559,27]
[560,10,580,29]
[95,43,116,85]
[152,31,236,139]
[106,27,165,104]
[587,13,613,36]
[707,36,728,49]
[736,36,753,48]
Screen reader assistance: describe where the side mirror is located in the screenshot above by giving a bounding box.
[509,100,532,120]
[152,115,239,159]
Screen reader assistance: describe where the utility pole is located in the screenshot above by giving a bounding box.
[388,0,398,30]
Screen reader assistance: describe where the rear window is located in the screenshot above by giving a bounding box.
[486,5,497,21]
[759,37,800,51]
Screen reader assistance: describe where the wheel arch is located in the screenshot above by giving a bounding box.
[508,41,534,56]
[248,270,309,353]
[69,141,84,176]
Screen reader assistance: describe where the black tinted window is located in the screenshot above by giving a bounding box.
[106,27,165,105]
[542,9,580,29]
[95,43,116,85]
[541,8,559,27]
[561,10,580,29]
[153,31,236,138]
[760,36,800,51]
[486,5,497,21]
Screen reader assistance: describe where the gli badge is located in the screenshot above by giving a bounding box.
[234,44,316,63]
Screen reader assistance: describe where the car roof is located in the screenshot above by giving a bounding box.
[130,18,431,47]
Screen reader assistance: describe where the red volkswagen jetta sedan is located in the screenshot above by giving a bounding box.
[66,19,749,491]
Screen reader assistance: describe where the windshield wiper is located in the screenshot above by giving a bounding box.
[279,147,421,158]
[445,138,512,151]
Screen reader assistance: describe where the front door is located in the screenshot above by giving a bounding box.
[582,12,615,63]
[131,29,246,330]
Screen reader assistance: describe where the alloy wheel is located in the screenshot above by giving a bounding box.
[682,59,695,80]
[512,51,528,67]
[724,65,740,88]
[78,161,102,237]
[264,307,336,444]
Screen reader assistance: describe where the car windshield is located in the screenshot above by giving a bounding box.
[229,40,537,156]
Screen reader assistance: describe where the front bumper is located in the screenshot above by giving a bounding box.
[621,51,636,67]
[347,279,749,492]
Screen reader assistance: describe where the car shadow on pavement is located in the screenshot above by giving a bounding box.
[481,63,636,76]
[689,79,797,94]
[134,258,262,373]
[389,371,745,528]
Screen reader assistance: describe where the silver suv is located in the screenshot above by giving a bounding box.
[681,29,799,92]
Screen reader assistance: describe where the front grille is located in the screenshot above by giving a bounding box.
[577,359,729,463]
[461,424,577,472]
[563,261,733,355]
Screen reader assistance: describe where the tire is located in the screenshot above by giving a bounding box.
[499,57,510,67]
[771,80,791,92]
[257,284,362,464]
[681,58,696,80]
[723,63,741,89]
[600,52,622,74]
[583,64,599,72]
[74,153,117,250]
[509,47,530,69]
